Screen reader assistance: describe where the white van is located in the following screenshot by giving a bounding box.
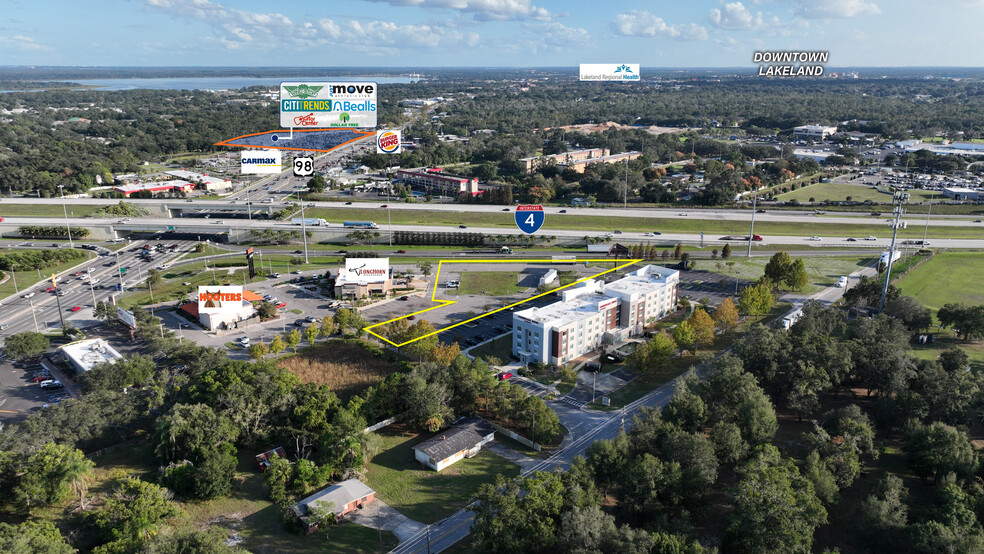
[836,276,848,288]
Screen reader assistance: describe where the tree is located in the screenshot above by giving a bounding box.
[905,421,978,483]
[711,421,748,465]
[850,316,916,397]
[154,403,239,464]
[688,309,715,350]
[425,341,461,368]
[256,301,277,319]
[788,258,808,291]
[726,445,827,554]
[248,341,269,360]
[94,300,116,322]
[764,251,794,286]
[82,354,157,394]
[937,303,984,341]
[146,268,163,289]
[13,443,94,513]
[286,329,302,353]
[672,321,696,354]
[307,174,327,193]
[89,477,177,549]
[304,324,319,346]
[802,450,839,506]
[858,475,909,550]
[192,443,238,500]
[738,282,776,315]
[661,388,707,433]
[722,242,732,259]
[470,471,566,553]
[884,295,932,331]
[0,521,73,554]
[269,335,285,355]
[712,297,739,332]
[319,315,335,337]
[673,243,683,259]
[625,332,676,374]
[4,332,50,360]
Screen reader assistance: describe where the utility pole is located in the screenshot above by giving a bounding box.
[879,190,909,313]
[296,190,309,264]
[57,185,74,248]
[28,296,39,333]
[624,159,628,209]
[747,191,757,257]
[922,192,934,245]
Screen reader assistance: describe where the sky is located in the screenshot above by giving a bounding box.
[1,0,982,68]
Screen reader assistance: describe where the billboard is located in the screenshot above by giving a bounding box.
[241,150,282,174]
[342,258,390,284]
[280,81,377,129]
[579,64,641,82]
[116,306,137,329]
[198,286,244,316]
[376,130,402,154]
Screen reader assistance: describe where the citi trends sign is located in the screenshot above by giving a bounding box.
[280,81,377,128]
[198,286,244,315]
[240,150,282,174]
[342,258,390,284]
[579,63,641,82]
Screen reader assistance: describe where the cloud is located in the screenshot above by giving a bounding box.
[141,0,479,52]
[0,35,52,51]
[362,0,555,21]
[790,0,880,19]
[709,2,763,30]
[521,21,591,50]
[611,10,708,40]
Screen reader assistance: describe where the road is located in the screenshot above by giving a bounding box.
[391,266,868,554]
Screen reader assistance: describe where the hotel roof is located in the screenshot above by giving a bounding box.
[604,265,679,298]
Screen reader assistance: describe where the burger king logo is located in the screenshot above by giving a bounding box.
[376,130,402,154]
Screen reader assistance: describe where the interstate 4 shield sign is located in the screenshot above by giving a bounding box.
[515,204,545,234]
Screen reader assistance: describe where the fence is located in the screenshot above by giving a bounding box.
[364,416,398,434]
[490,421,541,452]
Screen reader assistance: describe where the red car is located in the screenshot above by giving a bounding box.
[69,306,82,312]
[30,374,52,383]
[74,271,84,276]
[45,287,56,293]
[275,302,287,309]
[497,372,513,380]
[396,250,407,253]
[408,315,416,320]
[380,204,388,208]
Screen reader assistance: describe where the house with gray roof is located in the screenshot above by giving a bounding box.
[413,417,495,472]
[293,478,376,533]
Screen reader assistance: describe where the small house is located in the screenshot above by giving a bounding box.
[254,447,287,471]
[293,479,376,533]
[413,417,495,472]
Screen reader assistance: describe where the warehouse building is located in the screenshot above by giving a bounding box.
[941,186,981,201]
[793,125,838,140]
[164,170,233,191]
[513,265,679,365]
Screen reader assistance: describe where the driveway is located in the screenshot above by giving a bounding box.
[565,366,638,405]
[484,440,539,472]
[343,498,425,542]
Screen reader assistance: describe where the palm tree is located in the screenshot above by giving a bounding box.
[63,455,95,511]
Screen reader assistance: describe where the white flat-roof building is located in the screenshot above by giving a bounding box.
[59,338,123,373]
[794,125,838,140]
[513,265,679,366]
[941,187,981,201]
[164,170,233,191]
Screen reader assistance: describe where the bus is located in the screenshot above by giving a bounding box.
[343,221,379,229]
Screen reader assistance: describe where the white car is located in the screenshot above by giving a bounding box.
[22,292,35,298]
[678,212,688,216]
[808,236,822,241]
[643,232,655,237]
[272,273,281,278]
[865,236,877,241]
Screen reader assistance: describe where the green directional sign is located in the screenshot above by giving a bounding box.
[167,225,175,230]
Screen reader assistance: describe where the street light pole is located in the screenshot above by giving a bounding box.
[28,296,39,333]
[747,191,757,258]
[57,185,74,248]
[296,191,309,264]
[922,193,934,245]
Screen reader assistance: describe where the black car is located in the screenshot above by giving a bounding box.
[475,334,487,342]
[459,225,468,229]
[756,209,767,213]
[559,209,567,213]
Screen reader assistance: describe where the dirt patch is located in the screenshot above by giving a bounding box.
[277,339,402,401]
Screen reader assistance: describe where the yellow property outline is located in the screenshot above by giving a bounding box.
[364,258,644,347]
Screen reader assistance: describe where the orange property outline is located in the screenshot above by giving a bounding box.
[214,128,375,153]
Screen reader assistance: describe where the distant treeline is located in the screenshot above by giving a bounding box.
[0,248,87,271]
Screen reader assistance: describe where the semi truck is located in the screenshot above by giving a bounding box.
[718,234,764,241]
[464,246,513,254]
[291,218,329,226]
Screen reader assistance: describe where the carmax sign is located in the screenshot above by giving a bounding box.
[240,150,282,174]
[343,258,390,284]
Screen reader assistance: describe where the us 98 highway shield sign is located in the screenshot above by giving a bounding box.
[515,204,545,234]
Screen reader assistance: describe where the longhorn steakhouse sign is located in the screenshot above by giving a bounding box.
[341,258,390,284]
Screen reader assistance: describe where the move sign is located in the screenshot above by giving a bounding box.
[280,81,377,129]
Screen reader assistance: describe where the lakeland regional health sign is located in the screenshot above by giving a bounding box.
[280,82,377,128]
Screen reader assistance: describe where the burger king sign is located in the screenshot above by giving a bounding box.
[376,130,402,154]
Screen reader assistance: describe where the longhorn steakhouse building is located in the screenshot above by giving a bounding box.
[512,265,679,366]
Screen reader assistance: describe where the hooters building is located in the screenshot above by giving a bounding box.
[512,265,679,366]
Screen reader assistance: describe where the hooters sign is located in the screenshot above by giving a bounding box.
[198,286,244,315]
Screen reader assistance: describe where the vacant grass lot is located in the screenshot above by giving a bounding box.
[896,252,984,370]
[306,207,978,239]
[451,271,524,296]
[277,339,402,402]
[896,252,984,315]
[699,255,878,294]
[365,425,519,524]
[470,334,513,362]
[777,182,936,204]
[0,204,106,218]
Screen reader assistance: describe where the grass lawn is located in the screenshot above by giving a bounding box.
[277,339,402,402]
[0,204,106,217]
[364,425,519,524]
[777,182,936,204]
[0,250,95,299]
[910,335,984,372]
[698,255,878,294]
[451,271,525,296]
[896,252,984,315]
[469,334,513,363]
[304,207,978,239]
